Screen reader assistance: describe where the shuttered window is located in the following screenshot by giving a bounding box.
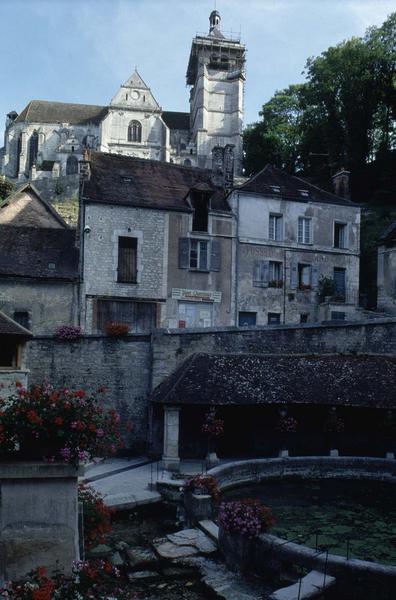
[178,238,221,272]
[97,299,156,333]
[253,260,269,287]
[334,222,347,248]
[117,237,137,283]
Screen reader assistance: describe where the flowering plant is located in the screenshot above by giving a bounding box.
[219,498,275,538]
[184,474,219,503]
[277,414,298,433]
[0,561,138,599]
[0,382,124,465]
[105,322,129,337]
[54,325,82,341]
[78,484,114,549]
[201,408,224,437]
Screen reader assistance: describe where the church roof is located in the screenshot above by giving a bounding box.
[151,352,396,409]
[15,100,107,125]
[82,152,230,212]
[162,111,190,130]
[239,164,356,207]
[0,311,32,337]
[0,226,79,281]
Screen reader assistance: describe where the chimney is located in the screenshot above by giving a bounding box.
[332,169,350,200]
[79,150,91,185]
[211,144,235,189]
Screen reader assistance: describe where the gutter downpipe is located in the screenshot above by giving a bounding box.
[234,191,240,326]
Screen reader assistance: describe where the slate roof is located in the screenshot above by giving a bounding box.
[378,220,396,246]
[151,353,396,409]
[0,226,79,280]
[239,164,356,207]
[162,111,190,130]
[0,311,32,337]
[15,100,107,125]
[83,152,229,212]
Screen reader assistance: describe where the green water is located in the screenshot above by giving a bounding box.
[222,478,396,565]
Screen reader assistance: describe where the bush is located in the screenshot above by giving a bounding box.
[105,322,129,337]
[54,325,82,340]
[78,484,113,548]
[219,498,275,538]
[0,383,125,465]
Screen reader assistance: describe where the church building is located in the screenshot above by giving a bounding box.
[0,10,246,181]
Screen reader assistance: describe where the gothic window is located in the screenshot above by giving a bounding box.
[27,131,38,171]
[66,155,79,175]
[15,133,22,176]
[128,120,142,143]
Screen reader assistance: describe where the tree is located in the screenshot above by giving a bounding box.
[0,176,14,201]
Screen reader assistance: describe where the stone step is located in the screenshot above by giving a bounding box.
[152,527,217,560]
[198,519,219,543]
[269,570,336,600]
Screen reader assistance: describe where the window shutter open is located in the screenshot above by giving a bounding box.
[290,263,298,289]
[253,261,261,286]
[210,240,221,271]
[312,265,319,289]
[261,260,269,285]
[178,238,190,269]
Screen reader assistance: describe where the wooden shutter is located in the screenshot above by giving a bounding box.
[312,265,319,289]
[261,260,269,285]
[210,240,221,271]
[178,238,190,269]
[290,263,298,289]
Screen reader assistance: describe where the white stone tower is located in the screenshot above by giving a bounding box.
[186,10,246,173]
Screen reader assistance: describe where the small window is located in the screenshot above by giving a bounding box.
[298,189,309,198]
[189,239,209,270]
[331,311,346,321]
[268,261,283,287]
[48,262,56,270]
[184,159,192,167]
[13,311,29,330]
[298,217,312,244]
[117,237,137,283]
[66,155,78,175]
[238,312,257,326]
[269,214,283,241]
[192,194,209,232]
[270,185,281,194]
[268,312,281,325]
[334,222,347,249]
[298,263,312,290]
[128,120,142,143]
[333,267,346,300]
[300,313,308,323]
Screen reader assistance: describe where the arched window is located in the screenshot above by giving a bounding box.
[27,131,39,171]
[128,120,142,143]
[66,155,79,175]
[15,133,22,177]
[184,159,192,167]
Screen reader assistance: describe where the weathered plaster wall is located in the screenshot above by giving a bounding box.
[25,335,152,452]
[377,244,396,314]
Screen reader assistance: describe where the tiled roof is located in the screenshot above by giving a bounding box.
[152,353,396,409]
[0,226,79,280]
[162,111,190,130]
[83,152,229,212]
[0,183,69,228]
[15,100,107,125]
[239,164,356,207]
[0,311,32,337]
[379,220,396,245]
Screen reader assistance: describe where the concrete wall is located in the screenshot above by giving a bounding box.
[25,335,152,452]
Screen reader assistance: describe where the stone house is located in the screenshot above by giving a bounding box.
[377,220,396,314]
[1,10,245,182]
[0,311,32,399]
[80,151,234,333]
[228,165,361,326]
[0,184,79,335]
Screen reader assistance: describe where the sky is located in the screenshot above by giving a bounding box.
[0,0,395,142]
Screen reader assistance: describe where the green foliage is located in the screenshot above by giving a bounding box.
[243,12,396,196]
[0,176,14,201]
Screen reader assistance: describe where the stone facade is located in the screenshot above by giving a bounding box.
[1,10,244,182]
[377,221,396,314]
[229,167,361,326]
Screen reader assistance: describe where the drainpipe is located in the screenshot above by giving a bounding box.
[234,191,240,326]
[283,248,287,324]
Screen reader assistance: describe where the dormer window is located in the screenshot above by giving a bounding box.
[298,189,309,198]
[270,185,281,194]
[128,120,142,143]
[191,193,209,232]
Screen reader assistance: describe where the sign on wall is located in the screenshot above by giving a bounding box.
[171,288,222,303]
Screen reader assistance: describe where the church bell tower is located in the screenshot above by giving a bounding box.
[186,10,246,173]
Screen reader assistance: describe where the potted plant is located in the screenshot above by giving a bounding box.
[218,498,275,572]
[318,276,336,303]
[105,322,129,337]
[201,408,224,467]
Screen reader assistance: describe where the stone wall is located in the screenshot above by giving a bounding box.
[151,318,396,388]
[25,335,152,452]
[33,175,80,225]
